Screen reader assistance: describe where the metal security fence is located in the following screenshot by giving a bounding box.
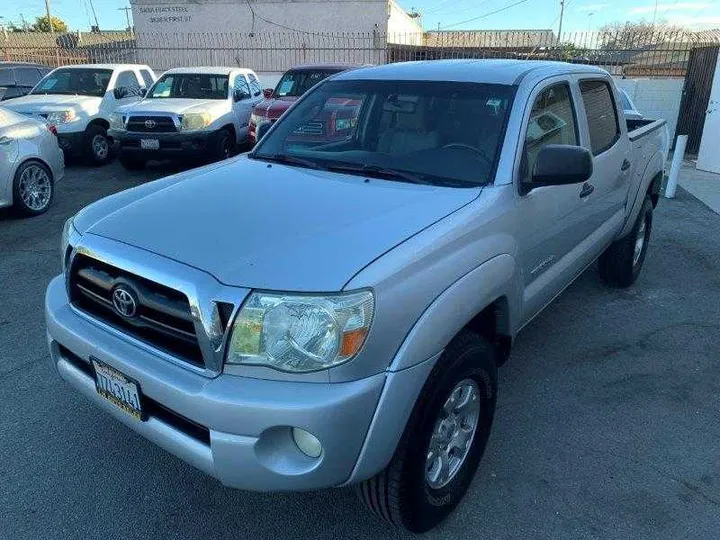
[2,29,719,77]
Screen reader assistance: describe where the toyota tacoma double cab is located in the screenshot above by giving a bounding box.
[3,64,155,165]
[47,60,667,532]
[109,67,264,169]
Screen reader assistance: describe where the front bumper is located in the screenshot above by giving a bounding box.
[109,129,221,160]
[46,275,388,491]
[56,131,85,156]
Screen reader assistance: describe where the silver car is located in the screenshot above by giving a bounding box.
[0,107,64,216]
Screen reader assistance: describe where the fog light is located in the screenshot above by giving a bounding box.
[292,428,322,458]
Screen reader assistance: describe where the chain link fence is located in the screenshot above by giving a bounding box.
[2,29,719,77]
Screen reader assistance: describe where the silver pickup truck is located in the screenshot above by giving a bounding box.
[46,60,667,532]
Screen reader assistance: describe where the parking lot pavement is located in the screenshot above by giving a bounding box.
[1,161,719,540]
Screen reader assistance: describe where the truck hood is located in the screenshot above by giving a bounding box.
[253,97,298,119]
[2,93,100,113]
[82,156,477,291]
[117,98,227,115]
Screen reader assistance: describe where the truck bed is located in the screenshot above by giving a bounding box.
[627,118,667,141]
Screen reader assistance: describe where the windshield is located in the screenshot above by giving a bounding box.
[147,74,229,99]
[252,79,515,187]
[31,68,112,97]
[274,70,340,98]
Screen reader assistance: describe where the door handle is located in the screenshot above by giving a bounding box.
[579,183,595,198]
[621,159,632,171]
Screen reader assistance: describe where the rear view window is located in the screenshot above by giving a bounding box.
[579,80,620,155]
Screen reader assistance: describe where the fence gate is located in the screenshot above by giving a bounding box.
[676,45,720,155]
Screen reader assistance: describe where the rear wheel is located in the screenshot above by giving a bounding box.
[85,124,111,166]
[599,195,653,287]
[357,330,498,533]
[13,161,54,217]
[119,154,147,171]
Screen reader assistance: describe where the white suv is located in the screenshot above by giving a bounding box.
[3,64,156,165]
[108,67,264,169]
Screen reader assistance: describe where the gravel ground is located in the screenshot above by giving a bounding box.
[1,160,719,540]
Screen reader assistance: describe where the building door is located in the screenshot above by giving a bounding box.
[697,50,720,173]
[676,46,719,156]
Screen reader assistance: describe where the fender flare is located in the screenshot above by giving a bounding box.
[345,254,521,484]
[618,150,664,239]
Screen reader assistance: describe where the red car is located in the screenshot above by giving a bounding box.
[249,63,365,145]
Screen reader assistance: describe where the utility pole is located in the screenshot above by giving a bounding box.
[651,0,659,28]
[119,6,133,35]
[88,0,100,31]
[557,0,565,45]
[44,0,55,35]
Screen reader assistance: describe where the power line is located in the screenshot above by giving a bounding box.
[440,0,531,30]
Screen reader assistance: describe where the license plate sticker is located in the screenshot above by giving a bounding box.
[140,138,160,150]
[91,358,144,420]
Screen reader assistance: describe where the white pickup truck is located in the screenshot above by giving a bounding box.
[3,64,156,165]
[108,67,264,169]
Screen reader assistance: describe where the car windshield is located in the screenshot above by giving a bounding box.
[274,70,340,98]
[252,79,515,187]
[147,73,229,99]
[31,68,112,97]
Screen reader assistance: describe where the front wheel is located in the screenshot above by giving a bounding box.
[599,195,653,287]
[213,128,235,161]
[85,125,111,166]
[357,330,498,533]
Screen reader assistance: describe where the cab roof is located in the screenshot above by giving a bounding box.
[52,64,152,71]
[335,59,609,85]
[163,66,254,76]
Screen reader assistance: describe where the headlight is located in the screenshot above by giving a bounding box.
[180,112,213,131]
[46,110,77,125]
[250,113,264,126]
[227,290,374,373]
[60,216,76,271]
[109,112,126,130]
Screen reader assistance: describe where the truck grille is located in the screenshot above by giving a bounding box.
[68,254,203,367]
[126,115,177,133]
[293,121,324,135]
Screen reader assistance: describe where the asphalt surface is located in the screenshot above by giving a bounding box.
[1,160,719,540]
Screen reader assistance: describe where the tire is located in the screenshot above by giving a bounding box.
[12,160,54,217]
[357,330,498,533]
[84,124,111,166]
[119,154,147,171]
[214,128,235,161]
[599,195,653,288]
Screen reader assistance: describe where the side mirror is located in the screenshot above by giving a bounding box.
[234,89,250,102]
[530,144,593,189]
[263,88,274,99]
[139,88,147,97]
[256,121,272,141]
[113,86,128,100]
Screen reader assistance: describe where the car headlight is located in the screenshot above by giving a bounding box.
[227,290,374,373]
[180,112,213,131]
[250,113,264,126]
[109,112,126,130]
[60,216,76,271]
[46,110,77,125]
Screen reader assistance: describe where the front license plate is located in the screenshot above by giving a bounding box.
[92,358,144,420]
[140,138,159,150]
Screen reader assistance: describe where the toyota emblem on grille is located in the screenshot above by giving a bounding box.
[144,119,156,129]
[112,286,138,318]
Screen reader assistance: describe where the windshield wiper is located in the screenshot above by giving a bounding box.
[324,163,432,185]
[252,153,325,170]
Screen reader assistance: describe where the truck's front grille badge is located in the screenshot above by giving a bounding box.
[68,254,204,367]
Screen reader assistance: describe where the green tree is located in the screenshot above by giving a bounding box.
[31,15,68,33]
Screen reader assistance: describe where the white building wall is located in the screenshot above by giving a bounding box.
[387,0,422,45]
[130,0,391,78]
[614,78,684,138]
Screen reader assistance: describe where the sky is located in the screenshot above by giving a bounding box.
[0,0,719,33]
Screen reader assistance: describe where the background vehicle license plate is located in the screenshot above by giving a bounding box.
[140,138,159,150]
[92,358,144,420]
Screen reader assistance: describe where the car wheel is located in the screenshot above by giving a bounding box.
[85,124,111,166]
[12,160,54,217]
[215,128,235,161]
[357,330,498,533]
[599,195,653,288]
[119,154,147,171]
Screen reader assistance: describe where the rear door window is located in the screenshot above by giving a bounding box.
[0,69,14,86]
[248,74,262,97]
[14,67,43,87]
[140,69,154,87]
[579,80,620,155]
